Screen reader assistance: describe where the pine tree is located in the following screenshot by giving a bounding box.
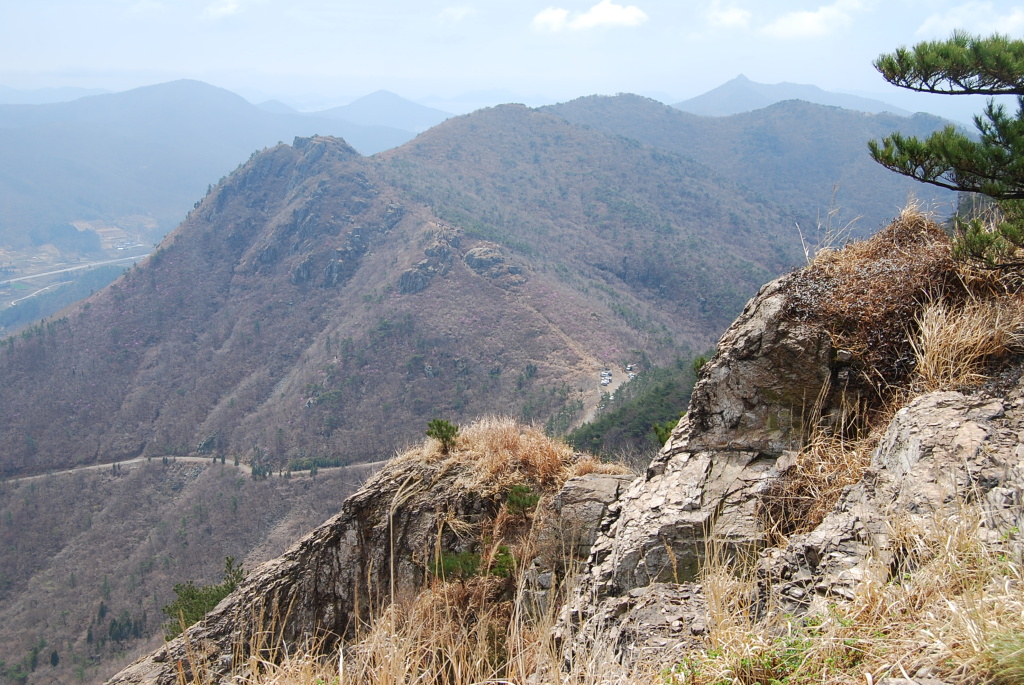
[869,31,1024,268]
[426,419,459,454]
[161,557,245,639]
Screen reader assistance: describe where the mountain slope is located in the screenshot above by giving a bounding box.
[545,94,955,236]
[0,108,803,478]
[0,460,378,685]
[675,74,910,116]
[375,105,801,325]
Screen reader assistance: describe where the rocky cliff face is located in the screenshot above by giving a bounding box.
[107,215,1024,684]
[553,217,1024,677]
[553,271,839,671]
[558,382,1024,674]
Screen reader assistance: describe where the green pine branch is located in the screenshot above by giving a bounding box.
[871,31,1024,271]
[874,31,1024,96]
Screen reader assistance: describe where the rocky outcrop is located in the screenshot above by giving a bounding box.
[763,389,1024,615]
[462,242,527,286]
[558,266,1024,673]
[686,275,835,455]
[552,273,838,663]
[523,472,635,617]
[108,451,505,685]
[572,274,836,603]
[397,221,461,293]
[560,583,708,676]
[107,423,617,685]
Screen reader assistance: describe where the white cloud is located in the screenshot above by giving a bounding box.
[760,0,864,39]
[439,6,477,23]
[706,1,751,30]
[916,3,1024,38]
[533,7,571,31]
[571,0,648,29]
[532,0,648,32]
[204,0,242,18]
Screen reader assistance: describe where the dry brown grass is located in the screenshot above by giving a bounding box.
[174,444,1020,685]
[787,206,959,391]
[768,206,1024,540]
[342,577,521,685]
[759,384,909,540]
[678,507,1024,685]
[910,295,1024,392]
[759,433,875,543]
[400,415,629,496]
[196,571,659,685]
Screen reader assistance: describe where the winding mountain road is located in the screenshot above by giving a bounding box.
[0,253,149,287]
[3,455,388,486]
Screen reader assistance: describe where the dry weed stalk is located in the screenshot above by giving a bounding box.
[796,183,861,264]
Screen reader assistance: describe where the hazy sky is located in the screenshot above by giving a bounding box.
[2,0,1022,114]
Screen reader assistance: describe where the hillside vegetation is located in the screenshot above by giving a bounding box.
[566,358,702,465]
[0,460,377,685]
[545,94,955,237]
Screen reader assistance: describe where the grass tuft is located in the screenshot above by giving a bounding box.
[910,296,1024,392]
[395,415,629,496]
[989,630,1024,685]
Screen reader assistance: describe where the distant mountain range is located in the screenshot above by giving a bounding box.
[0,104,809,478]
[313,90,450,132]
[0,80,416,251]
[0,78,950,254]
[674,75,911,117]
[0,88,961,476]
[546,94,953,236]
[0,79,958,343]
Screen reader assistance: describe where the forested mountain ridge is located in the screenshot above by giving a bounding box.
[374,104,803,331]
[0,106,804,479]
[545,94,956,236]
